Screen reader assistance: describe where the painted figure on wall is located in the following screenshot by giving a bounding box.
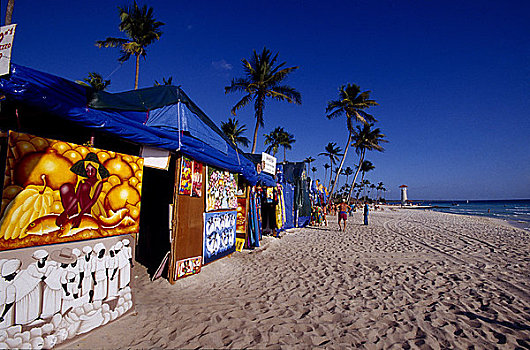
[56,153,110,228]
[0,259,19,328]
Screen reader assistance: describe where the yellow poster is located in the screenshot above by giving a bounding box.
[0,131,143,251]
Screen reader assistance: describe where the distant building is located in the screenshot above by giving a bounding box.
[399,185,408,205]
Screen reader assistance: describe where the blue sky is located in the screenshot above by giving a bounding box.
[7,0,530,200]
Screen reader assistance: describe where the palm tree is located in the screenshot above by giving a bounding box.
[221,117,250,149]
[376,182,384,201]
[154,76,173,86]
[318,142,343,190]
[304,156,315,174]
[346,123,387,202]
[263,127,284,157]
[77,72,111,91]
[279,129,295,162]
[225,48,301,153]
[325,83,378,199]
[343,167,353,184]
[370,183,377,200]
[355,160,375,200]
[323,163,330,186]
[311,166,317,179]
[96,1,164,89]
[4,0,15,25]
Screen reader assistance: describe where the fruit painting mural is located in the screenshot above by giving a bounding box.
[0,131,143,251]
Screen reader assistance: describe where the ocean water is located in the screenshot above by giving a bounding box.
[421,200,530,231]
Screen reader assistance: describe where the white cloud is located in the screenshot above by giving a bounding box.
[212,59,233,71]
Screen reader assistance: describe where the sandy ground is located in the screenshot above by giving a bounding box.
[64,209,530,349]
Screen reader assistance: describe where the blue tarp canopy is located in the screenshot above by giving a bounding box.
[0,64,259,184]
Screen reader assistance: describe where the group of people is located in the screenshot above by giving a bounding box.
[311,200,371,231]
[0,239,133,329]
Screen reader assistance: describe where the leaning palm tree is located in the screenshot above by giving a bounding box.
[221,117,250,149]
[343,167,354,184]
[263,127,284,157]
[4,0,14,25]
[279,129,295,162]
[304,156,315,174]
[77,72,111,91]
[325,83,378,199]
[225,48,301,153]
[346,123,387,202]
[318,142,343,190]
[96,1,164,89]
[311,166,317,179]
[376,182,384,202]
[323,163,331,187]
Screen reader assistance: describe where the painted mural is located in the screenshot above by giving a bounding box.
[0,236,134,349]
[178,157,192,196]
[175,256,202,279]
[0,131,143,251]
[205,167,237,212]
[191,162,203,197]
[236,197,247,234]
[203,211,236,264]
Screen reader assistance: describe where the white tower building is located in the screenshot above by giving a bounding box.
[400,185,408,205]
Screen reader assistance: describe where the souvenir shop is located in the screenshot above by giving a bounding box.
[0,64,261,348]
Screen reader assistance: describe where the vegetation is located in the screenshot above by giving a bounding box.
[325,83,378,199]
[96,1,164,89]
[225,48,301,153]
[154,76,173,86]
[279,130,295,162]
[221,117,250,149]
[76,72,111,91]
[318,142,343,189]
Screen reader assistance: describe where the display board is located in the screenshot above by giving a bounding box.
[203,210,236,264]
[0,131,143,251]
[205,167,237,212]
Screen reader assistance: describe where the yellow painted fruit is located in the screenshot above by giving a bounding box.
[14,150,76,190]
[135,170,143,182]
[97,152,111,163]
[135,183,142,194]
[29,137,49,151]
[51,201,63,214]
[101,181,114,194]
[126,203,141,220]
[107,175,121,187]
[105,183,140,211]
[15,141,37,159]
[62,150,83,164]
[15,133,30,141]
[104,156,134,180]
[128,177,139,187]
[50,141,71,155]
[130,163,139,172]
[122,155,133,163]
[3,185,23,200]
[137,158,144,167]
[75,146,90,158]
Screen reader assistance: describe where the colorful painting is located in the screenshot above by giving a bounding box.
[203,211,236,264]
[205,167,237,212]
[0,235,134,348]
[175,256,202,279]
[0,131,143,251]
[179,157,193,195]
[236,197,247,233]
[191,161,203,197]
[235,238,245,252]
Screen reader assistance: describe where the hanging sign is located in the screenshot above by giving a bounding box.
[140,146,170,170]
[261,152,276,175]
[0,24,16,76]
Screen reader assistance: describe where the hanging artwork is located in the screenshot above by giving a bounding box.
[236,197,247,233]
[235,238,245,252]
[191,161,203,197]
[205,167,238,212]
[0,235,134,349]
[203,211,236,264]
[0,131,144,251]
[175,256,202,279]
[179,157,193,195]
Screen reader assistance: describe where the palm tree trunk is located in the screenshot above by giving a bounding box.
[327,159,334,189]
[251,118,260,153]
[328,132,352,200]
[134,54,140,90]
[283,147,286,162]
[4,0,15,25]
[346,149,365,203]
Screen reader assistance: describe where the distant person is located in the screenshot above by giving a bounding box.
[338,199,351,231]
[363,202,369,225]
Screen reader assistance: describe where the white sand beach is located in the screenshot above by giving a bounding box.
[65,209,530,349]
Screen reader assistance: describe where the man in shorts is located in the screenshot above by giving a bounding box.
[337,199,351,231]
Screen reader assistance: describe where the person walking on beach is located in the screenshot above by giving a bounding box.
[363,202,369,225]
[338,199,351,231]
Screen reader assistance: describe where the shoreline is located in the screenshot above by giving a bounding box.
[65,209,530,349]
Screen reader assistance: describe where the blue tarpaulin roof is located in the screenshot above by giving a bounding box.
[0,64,259,184]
